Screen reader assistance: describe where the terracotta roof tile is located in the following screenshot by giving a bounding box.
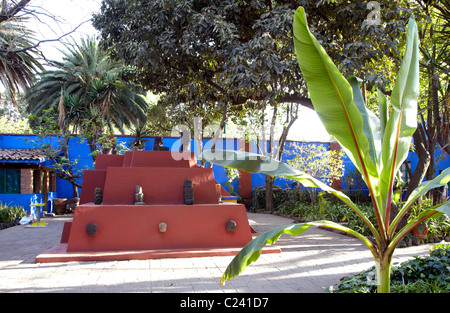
[0,148,57,162]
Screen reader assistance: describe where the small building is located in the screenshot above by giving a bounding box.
[0,148,58,215]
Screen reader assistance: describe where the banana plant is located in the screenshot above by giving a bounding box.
[202,7,450,293]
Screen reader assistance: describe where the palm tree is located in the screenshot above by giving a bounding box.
[25,37,149,135]
[0,17,43,107]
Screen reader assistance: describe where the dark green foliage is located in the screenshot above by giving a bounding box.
[252,187,305,212]
[345,204,378,236]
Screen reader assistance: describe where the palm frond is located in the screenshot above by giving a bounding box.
[26,36,150,133]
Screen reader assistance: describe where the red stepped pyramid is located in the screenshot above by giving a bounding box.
[35,150,280,263]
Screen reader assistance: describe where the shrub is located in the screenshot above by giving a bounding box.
[252,187,308,211]
[278,199,353,222]
[407,198,450,241]
[253,187,376,234]
[344,203,378,236]
[0,202,26,224]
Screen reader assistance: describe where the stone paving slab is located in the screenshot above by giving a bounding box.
[35,243,281,263]
[0,212,435,293]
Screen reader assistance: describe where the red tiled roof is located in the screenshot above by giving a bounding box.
[0,148,55,161]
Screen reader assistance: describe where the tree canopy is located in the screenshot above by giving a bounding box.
[92,0,415,135]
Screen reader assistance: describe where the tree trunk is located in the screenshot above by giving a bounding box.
[260,101,299,213]
[431,71,449,156]
[404,128,430,201]
[426,120,440,204]
[87,136,98,163]
[207,103,228,168]
[72,182,79,198]
[265,175,275,212]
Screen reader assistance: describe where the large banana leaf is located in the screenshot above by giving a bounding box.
[292,7,379,205]
[348,76,382,169]
[379,14,420,221]
[377,90,389,141]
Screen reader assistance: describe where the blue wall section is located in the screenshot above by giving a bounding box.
[1,133,449,209]
[0,192,57,215]
[0,134,35,149]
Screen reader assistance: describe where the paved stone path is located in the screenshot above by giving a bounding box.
[0,212,434,293]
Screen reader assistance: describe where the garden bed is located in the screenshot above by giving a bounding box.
[330,242,450,293]
[0,203,27,231]
[0,219,21,231]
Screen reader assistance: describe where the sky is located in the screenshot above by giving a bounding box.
[23,0,330,142]
[288,107,331,142]
[26,0,102,62]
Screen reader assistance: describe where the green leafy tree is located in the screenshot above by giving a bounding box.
[92,0,414,109]
[93,0,310,111]
[287,143,344,205]
[204,8,450,293]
